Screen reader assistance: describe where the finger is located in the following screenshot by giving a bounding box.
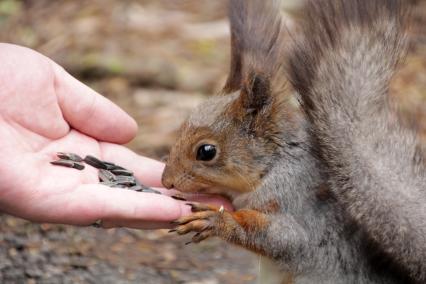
[100,143,165,187]
[99,220,174,230]
[36,184,193,228]
[51,62,137,144]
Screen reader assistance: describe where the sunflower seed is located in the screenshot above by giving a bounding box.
[110,168,133,176]
[56,152,83,162]
[73,162,85,170]
[50,159,74,168]
[116,176,136,186]
[52,152,163,196]
[128,185,144,191]
[99,169,117,182]
[50,159,85,170]
[83,155,108,169]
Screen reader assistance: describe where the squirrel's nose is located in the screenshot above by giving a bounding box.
[161,166,174,189]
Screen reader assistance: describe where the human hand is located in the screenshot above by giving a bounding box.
[0,43,231,229]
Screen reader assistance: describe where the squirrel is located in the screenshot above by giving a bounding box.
[287,0,426,282]
[162,0,416,283]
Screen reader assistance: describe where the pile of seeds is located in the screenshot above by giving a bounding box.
[51,152,160,194]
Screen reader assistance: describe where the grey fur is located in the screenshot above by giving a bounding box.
[229,117,412,283]
[287,0,425,282]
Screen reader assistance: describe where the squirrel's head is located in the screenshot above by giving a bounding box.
[162,74,296,200]
[162,0,294,199]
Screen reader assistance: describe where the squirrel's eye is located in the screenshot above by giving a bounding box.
[196,144,216,161]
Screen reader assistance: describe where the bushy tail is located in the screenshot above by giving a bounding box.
[287,0,426,282]
[288,0,408,115]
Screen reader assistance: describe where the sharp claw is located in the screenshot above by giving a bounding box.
[185,203,199,213]
[91,219,103,228]
[186,202,204,213]
[185,241,192,245]
[168,229,176,233]
[192,230,212,243]
[171,195,187,201]
[201,223,211,231]
[192,233,202,243]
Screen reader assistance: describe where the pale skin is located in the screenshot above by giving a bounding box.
[0,43,231,230]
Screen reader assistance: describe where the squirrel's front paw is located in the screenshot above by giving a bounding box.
[170,203,225,244]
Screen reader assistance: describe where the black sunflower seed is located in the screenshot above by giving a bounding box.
[110,168,134,176]
[50,159,85,170]
[99,169,117,182]
[56,152,83,162]
[83,155,108,169]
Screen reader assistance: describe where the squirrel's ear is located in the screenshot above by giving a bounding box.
[231,72,288,138]
[229,72,273,132]
[240,73,271,112]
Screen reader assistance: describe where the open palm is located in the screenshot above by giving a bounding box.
[0,44,202,229]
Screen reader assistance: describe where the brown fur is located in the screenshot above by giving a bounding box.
[231,209,270,232]
[315,183,335,202]
[252,199,281,214]
[213,209,270,256]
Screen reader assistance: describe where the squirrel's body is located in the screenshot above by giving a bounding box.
[188,98,409,283]
[163,0,420,283]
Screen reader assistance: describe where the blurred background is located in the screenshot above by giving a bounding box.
[0,0,424,283]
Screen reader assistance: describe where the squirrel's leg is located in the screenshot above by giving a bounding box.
[173,203,269,251]
[172,203,307,260]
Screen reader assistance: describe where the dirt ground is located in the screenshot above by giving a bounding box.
[0,0,425,283]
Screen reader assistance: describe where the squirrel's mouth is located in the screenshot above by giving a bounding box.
[169,188,234,211]
[173,184,236,203]
[194,186,241,202]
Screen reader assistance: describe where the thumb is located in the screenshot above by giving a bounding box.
[51,62,137,144]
